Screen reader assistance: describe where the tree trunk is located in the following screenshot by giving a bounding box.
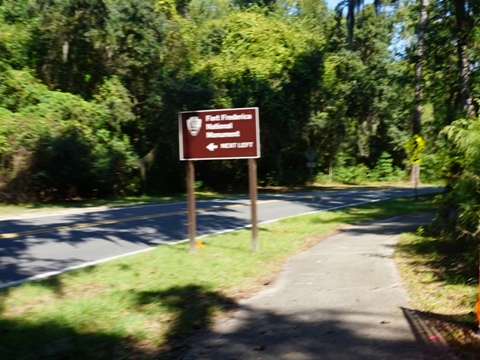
[455,0,476,118]
[411,0,429,185]
[347,1,356,50]
[413,0,429,136]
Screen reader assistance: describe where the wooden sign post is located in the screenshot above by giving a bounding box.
[186,160,196,253]
[179,107,261,253]
[249,158,258,252]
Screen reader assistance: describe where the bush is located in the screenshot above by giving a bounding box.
[0,72,141,201]
[369,152,405,182]
[418,152,442,184]
[437,117,480,251]
[30,126,140,200]
[332,164,370,184]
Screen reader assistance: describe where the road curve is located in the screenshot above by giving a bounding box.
[0,187,442,288]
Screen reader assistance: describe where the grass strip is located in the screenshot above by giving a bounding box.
[395,228,480,359]
[0,195,436,359]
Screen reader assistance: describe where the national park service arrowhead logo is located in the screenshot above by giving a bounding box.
[186,116,202,136]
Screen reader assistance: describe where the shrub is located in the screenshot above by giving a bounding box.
[332,164,370,184]
[439,118,480,250]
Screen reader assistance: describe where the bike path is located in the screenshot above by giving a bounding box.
[183,213,457,360]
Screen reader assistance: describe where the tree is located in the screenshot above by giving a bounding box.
[412,0,428,135]
[186,10,325,186]
[0,63,140,201]
[319,4,404,175]
[335,0,364,49]
[1,0,170,101]
[337,0,394,50]
[451,0,477,117]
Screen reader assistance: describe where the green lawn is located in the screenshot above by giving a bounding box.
[0,195,438,359]
[396,229,480,359]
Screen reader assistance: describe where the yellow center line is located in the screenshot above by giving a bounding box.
[0,199,282,239]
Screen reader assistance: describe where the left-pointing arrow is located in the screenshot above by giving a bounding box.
[206,143,218,151]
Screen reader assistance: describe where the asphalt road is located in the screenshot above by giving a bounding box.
[0,187,442,288]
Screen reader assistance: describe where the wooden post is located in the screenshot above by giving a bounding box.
[410,163,420,200]
[249,158,258,252]
[187,160,196,253]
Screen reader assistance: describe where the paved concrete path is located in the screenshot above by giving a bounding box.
[183,213,453,360]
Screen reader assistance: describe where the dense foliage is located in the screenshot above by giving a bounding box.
[0,0,479,251]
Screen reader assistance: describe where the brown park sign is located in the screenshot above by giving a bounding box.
[179,107,260,160]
